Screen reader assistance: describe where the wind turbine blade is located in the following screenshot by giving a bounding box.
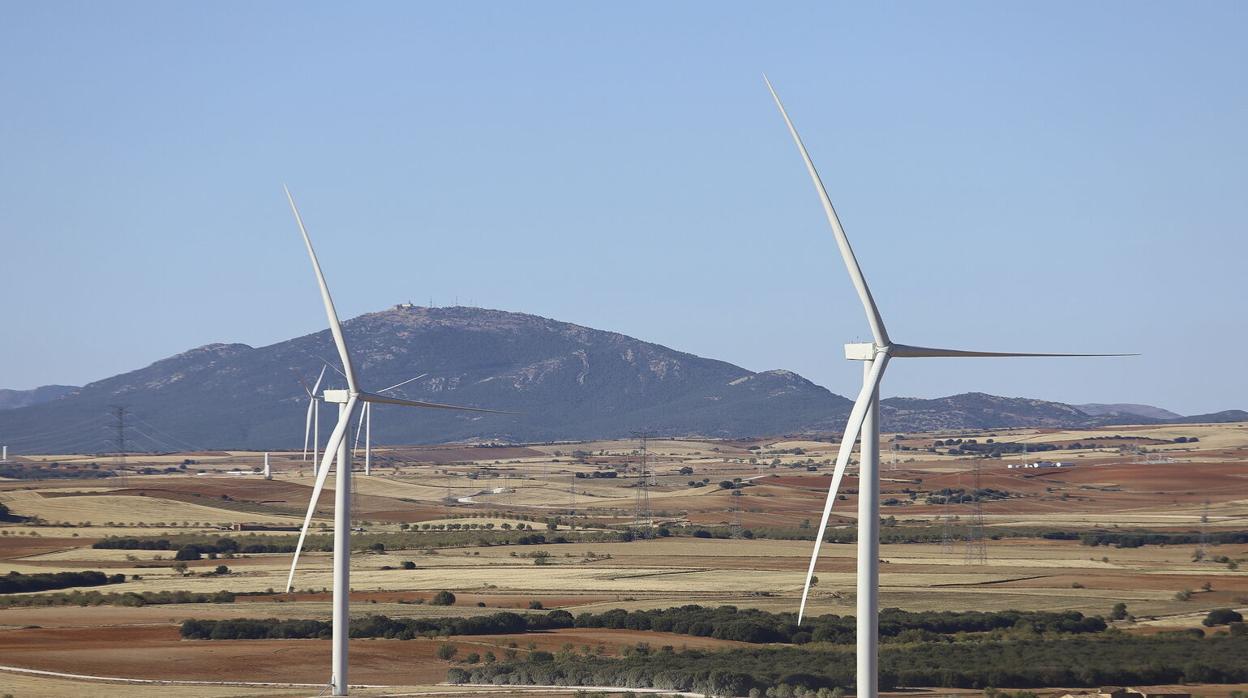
[798,351,890,623]
[353,403,367,457]
[284,186,358,394]
[765,76,889,347]
[312,365,327,393]
[285,395,358,593]
[303,398,315,461]
[378,373,429,394]
[318,357,348,383]
[358,391,514,414]
[891,343,1138,359]
[291,368,314,399]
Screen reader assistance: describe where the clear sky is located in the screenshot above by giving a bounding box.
[1,2,1244,415]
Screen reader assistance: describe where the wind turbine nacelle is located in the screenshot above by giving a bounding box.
[323,389,350,404]
[844,343,876,361]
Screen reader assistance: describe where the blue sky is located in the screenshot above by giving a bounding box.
[1,2,1244,415]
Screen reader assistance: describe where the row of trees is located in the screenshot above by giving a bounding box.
[181,605,1105,645]
[0,589,235,608]
[1080,530,1248,548]
[181,609,577,641]
[570,606,1105,644]
[0,570,124,594]
[448,634,1248,695]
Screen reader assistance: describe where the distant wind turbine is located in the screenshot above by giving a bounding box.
[281,186,507,696]
[764,76,1134,698]
[353,373,428,475]
[294,366,327,464]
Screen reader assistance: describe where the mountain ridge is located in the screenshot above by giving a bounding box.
[0,306,1239,453]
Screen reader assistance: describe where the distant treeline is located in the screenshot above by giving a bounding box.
[96,536,292,554]
[181,610,575,640]
[0,464,115,480]
[448,634,1248,696]
[180,605,1104,645]
[0,589,235,608]
[1077,530,1248,548]
[0,570,124,594]
[94,529,621,556]
[571,606,1104,644]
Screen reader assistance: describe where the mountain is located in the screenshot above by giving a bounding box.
[880,393,1093,433]
[0,306,851,453]
[0,306,1240,454]
[1166,409,1248,424]
[0,385,78,411]
[1076,403,1182,421]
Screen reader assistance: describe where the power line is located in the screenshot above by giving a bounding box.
[109,405,130,487]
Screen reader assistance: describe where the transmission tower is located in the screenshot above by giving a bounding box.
[1197,499,1211,560]
[730,490,744,539]
[939,482,955,554]
[108,405,130,487]
[632,431,653,533]
[964,459,986,564]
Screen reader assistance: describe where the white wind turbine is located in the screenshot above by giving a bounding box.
[764,77,1133,697]
[295,365,327,464]
[353,373,427,476]
[281,186,506,696]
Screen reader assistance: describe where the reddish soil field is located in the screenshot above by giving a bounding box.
[0,624,745,685]
[0,625,451,684]
[0,537,94,559]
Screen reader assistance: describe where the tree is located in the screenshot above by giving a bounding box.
[174,546,202,561]
[436,643,458,660]
[401,560,416,570]
[1203,608,1243,626]
[214,565,230,576]
[719,480,735,490]
[1110,602,1128,621]
[430,590,456,606]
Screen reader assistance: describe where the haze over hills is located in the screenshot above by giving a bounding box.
[0,306,1241,453]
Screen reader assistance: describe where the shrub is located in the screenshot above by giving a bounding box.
[436,643,458,660]
[1204,608,1244,626]
[430,590,456,606]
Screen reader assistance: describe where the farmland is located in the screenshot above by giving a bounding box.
[1,422,1246,696]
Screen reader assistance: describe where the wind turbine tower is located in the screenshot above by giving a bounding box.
[281,187,505,696]
[765,76,1132,698]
